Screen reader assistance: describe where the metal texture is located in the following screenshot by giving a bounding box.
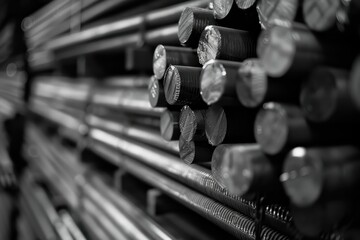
[179,136,215,164]
[87,114,179,154]
[179,105,207,142]
[148,76,169,108]
[89,140,289,240]
[153,45,200,80]
[197,25,256,65]
[160,110,181,142]
[46,0,210,51]
[281,146,360,207]
[88,128,296,237]
[200,59,243,106]
[257,22,358,78]
[205,105,256,146]
[211,144,277,197]
[163,65,205,106]
[236,59,301,108]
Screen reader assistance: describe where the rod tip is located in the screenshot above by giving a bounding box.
[236,0,257,9]
[205,105,227,146]
[179,136,196,164]
[179,105,197,142]
[197,25,221,65]
[237,59,267,108]
[303,0,340,32]
[254,102,288,155]
[200,60,227,105]
[164,65,181,105]
[213,0,234,19]
[178,7,195,46]
[160,110,179,141]
[153,45,167,80]
[282,147,322,207]
[257,24,295,77]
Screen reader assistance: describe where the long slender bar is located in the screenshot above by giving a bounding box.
[46,0,210,51]
[197,25,256,65]
[148,76,170,108]
[163,65,206,106]
[87,128,296,238]
[89,140,289,240]
[281,146,360,207]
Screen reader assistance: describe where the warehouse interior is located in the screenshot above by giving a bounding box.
[0,0,360,239]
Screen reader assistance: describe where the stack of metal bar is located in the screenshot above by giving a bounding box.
[20,0,360,239]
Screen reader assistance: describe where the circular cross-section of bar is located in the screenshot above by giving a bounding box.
[213,0,234,19]
[160,110,181,141]
[179,105,207,142]
[163,65,204,106]
[148,76,167,108]
[197,25,256,65]
[211,144,274,197]
[179,136,215,164]
[235,0,257,9]
[256,0,300,29]
[236,59,267,107]
[178,7,217,47]
[302,0,340,31]
[153,45,199,80]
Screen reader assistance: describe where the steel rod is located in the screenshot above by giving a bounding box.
[281,146,360,207]
[236,59,301,108]
[179,136,215,164]
[179,105,207,142]
[200,59,243,106]
[148,76,169,108]
[163,65,206,106]
[88,128,297,238]
[89,140,289,240]
[160,110,181,142]
[153,45,200,80]
[46,0,210,51]
[197,25,256,65]
[300,67,359,123]
[205,105,256,146]
[257,22,358,78]
[211,144,277,197]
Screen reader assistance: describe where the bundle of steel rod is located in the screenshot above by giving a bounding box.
[147,0,360,238]
[22,0,360,238]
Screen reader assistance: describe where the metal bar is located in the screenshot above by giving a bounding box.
[85,175,177,240]
[159,110,181,141]
[153,45,200,80]
[281,146,360,207]
[88,141,289,240]
[87,128,296,237]
[205,105,256,146]
[86,114,179,154]
[52,25,179,60]
[179,136,215,164]
[90,87,164,117]
[197,25,256,65]
[236,59,301,108]
[179,105,207,142]
[163,65,206,106]
[46,0,210,51]
[148,76,171,108]
[200,60,243,106]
